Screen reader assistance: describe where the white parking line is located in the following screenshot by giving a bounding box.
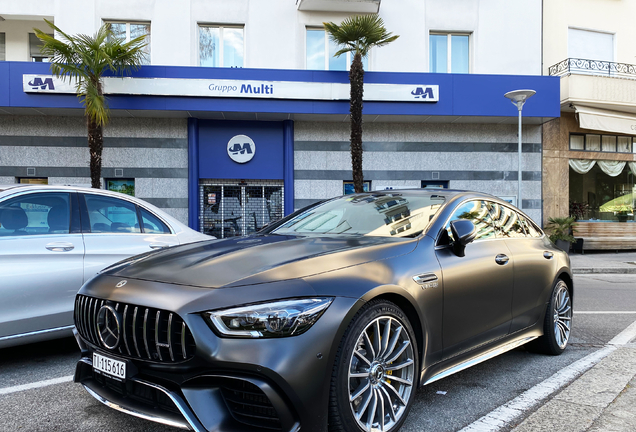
[575,311,636,314]
[458,316,636,432]
[0,375,73,396]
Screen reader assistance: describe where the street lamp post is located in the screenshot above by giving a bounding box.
[504,89,536,210]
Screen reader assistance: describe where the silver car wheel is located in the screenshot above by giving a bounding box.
[553,281,572,349]
[347,316,415,432]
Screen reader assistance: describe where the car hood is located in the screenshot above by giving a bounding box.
[107,234,417,288]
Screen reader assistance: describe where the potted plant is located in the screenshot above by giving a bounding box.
[545,216,577,252]
[569,201,589,221]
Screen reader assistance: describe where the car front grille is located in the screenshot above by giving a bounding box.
[221,379,282,431]
[75,294,196,363]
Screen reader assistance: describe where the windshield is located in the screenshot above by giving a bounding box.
[272,192,446,238]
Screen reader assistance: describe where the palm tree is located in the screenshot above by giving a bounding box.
[324,15,398,193]
[34,20,147,188]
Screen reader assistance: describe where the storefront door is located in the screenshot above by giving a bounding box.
[200,180,284,238]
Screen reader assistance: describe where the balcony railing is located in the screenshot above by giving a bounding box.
[549,58,636,79]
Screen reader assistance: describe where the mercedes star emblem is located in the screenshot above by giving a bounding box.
[96,305,121,350]
[116,280,127,288]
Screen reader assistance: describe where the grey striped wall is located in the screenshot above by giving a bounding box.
[293,121,543,224]
[0,116,189,224]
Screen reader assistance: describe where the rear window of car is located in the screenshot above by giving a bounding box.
[271,192,446,238]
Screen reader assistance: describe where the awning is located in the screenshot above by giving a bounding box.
[574,105,636,135]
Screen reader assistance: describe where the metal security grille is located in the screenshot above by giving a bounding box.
[200,179,284,239]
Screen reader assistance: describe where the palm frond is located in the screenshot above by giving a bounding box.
[33,20,146,127]
[323,14,399,58]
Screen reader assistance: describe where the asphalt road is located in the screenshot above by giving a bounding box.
[1,273,635,432]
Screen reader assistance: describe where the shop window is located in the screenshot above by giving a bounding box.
[421,181,449,189]
[570,134,634,153]
[343,181,371,195]
[199,25,244,68]
[306,28,369,71]
[29,33,52,62]
[569,163,635,222]
[0,33,5,61]
[105,178,135,196]
[430,33,469,74]
[105,21,151,65]
[17,177,48,184]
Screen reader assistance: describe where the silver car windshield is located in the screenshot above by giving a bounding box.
[273,193,446,238]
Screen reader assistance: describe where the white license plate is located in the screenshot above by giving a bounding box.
[93,353,126,380]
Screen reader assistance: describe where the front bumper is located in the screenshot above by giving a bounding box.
[73,296,361,432]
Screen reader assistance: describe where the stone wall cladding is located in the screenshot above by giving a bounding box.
[0,116,189,224]
[294,121,543,224]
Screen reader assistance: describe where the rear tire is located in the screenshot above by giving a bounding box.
[528,279,572,355]
[328,300,418,432]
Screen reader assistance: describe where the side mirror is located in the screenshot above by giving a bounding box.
[450,219,477,257]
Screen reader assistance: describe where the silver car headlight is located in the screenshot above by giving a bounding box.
[205,298,334,338]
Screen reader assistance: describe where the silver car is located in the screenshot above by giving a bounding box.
[0,184,211,348]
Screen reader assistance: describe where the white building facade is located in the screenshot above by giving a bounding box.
[0,0,559,234]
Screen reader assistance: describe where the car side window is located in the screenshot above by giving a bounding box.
[84,195,141,233]
[489,203,527,238]
[517,213,543,238]
[0,192,70,236]
[441,200,497,244]
[139,208,171,234]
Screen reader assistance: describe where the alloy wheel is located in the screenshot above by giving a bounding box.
[347,316,415,432]
[553,282,572,349]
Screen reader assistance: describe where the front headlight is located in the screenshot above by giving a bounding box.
[205,298,334,338]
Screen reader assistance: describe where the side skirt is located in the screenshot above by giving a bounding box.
[422,335,538,386]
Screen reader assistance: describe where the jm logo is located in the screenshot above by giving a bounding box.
[28,77,55,90]
[411,87,434,99]
[229,143,253,155]
[227,135,256,164]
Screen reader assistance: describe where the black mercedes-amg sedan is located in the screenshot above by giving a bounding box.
[72,190,573,432]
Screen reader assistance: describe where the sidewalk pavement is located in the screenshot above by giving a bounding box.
[569,251,636,274]
[510,344,636,432]
[508,252,636,432]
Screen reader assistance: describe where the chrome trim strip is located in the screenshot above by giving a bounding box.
[115,303,122,354]
[143,308,151,359]
[167,313,174,362]
[155,310,163,361]
[423,336,538,386]
[0,325,75,342]
[83,297,90,343]
[122,305,131,356]
[82,386,191,430]
[412,273,438,285]
[181,322,187,359]
[132,307,141,358]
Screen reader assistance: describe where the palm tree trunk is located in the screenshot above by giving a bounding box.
[349,52,365,193]
[88,117,103,189]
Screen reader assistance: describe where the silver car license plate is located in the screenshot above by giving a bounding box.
[93,353,126,380]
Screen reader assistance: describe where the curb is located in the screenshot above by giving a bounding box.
[573,268,636,274]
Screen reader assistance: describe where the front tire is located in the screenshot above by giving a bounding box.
[530,279,572,355]
[328,300,418,432]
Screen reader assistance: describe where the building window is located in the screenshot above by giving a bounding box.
[199,25,244,68]
[29,33,52,62]
[568,28,614,62]
[105,21,151,65]
[306,29,369,71]
[429,33,469,73]
[570,134,635,153]
[0,33,5,61]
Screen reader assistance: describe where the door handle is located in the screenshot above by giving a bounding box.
[543,251,554,259]
[149,243,169,250]
[495,254,509,265]
[45,242,75,252]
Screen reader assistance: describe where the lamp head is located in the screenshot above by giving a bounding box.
[504,89,536,110]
